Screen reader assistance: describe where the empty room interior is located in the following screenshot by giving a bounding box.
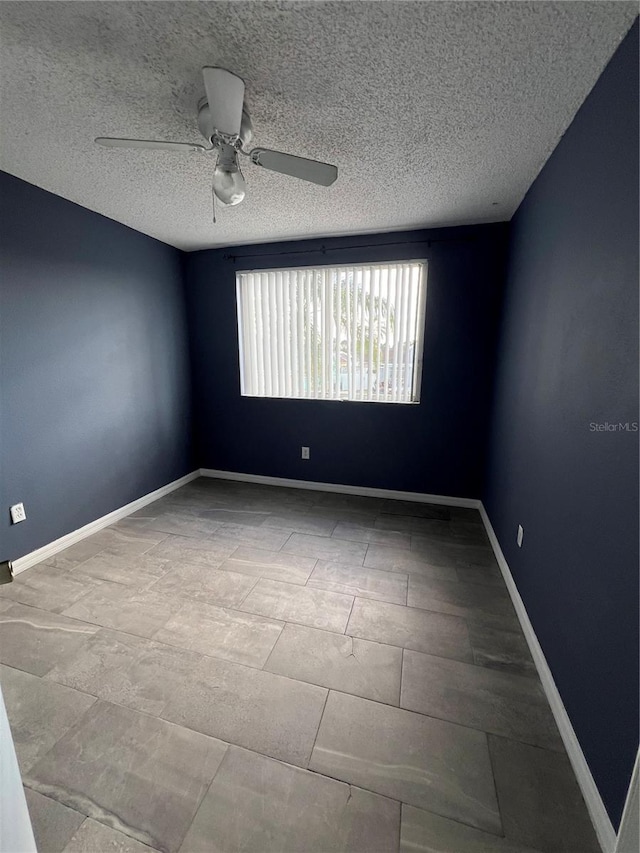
[0,2,638,853]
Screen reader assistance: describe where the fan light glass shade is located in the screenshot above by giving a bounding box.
[213,165,246,206]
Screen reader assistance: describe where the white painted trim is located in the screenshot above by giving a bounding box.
[0,685,36,852]
[199,468,480,509]
[9,471,200,576]
[615,748,639,853]
[479,503,617,853]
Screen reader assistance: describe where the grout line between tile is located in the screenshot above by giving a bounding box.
[343,595,356,634]
[307,688,331,768]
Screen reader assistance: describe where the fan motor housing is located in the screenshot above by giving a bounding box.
[197,98,252,148]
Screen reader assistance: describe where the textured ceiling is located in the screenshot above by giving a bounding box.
[0,2,636,251]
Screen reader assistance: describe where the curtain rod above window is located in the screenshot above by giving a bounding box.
[221,234,477,263]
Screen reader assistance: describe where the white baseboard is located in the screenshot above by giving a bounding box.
[616,748,639,853]
[478,503,617,853]
[199,468,481,509]
[9,471,200,576]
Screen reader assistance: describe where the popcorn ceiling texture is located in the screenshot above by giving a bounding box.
[0,1,636,251]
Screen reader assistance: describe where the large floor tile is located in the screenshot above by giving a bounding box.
[25,789,85,853]
[308,506,380,527]
[240,578,354,633]
[380,501,450,520]
[46,629,201,717]
[61,583,177,638]
[447,507,484,523]
[265,623,402,704]
[162,654,327,767]
[407,521,489,549]
[145,562,257,607]
[332,521,411,549]
[373,514,436,533]
[142,510,223,539]
[89,525,169,559]
[218,546,317,585]
[282,532,367,564]
[63,818,162,852]
[455,564,505,587]
[199,508,271,526]
[126,496,199,518]
[0,564,103,613]
[468,623,538,678]
[347,598,473,662]
[261,512,337,536]
[210,522,292,550]
[308,561,408,605]
[37,537,108,570]
[154,600,283,667]
[1,664,96,773]
[364,545,458,580]
[312,492,384,513]
[410,539,496,570]
[310,691,501,834]
[375,516,464,537]
[26,700,228,853]
[71,552,170,587]
[146,534,238,568]
[179,745,400,853]
[407,574,518,630]
[401,650,562,751]
[489,736,601,852]
[400,805,541,853]
[0,602,98,676]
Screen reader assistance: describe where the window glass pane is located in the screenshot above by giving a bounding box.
[236,261,427,403]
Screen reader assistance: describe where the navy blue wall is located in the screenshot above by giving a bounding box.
[183,224,508,499]
[0,173,193,562]
[484,21,639,828]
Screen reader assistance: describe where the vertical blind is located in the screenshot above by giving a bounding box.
[236,261,427,403]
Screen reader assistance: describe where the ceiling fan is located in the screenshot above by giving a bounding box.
[96,67,338,213]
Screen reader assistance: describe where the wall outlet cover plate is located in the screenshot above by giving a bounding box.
[10,503,26,524]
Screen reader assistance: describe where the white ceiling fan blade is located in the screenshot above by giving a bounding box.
[249,148,337,186]
[95,137,209,153]
[202,67,245,138]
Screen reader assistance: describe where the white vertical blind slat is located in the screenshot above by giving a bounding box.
[296,270,304,398]
[399,264,411,402]
[269,273,276,396]
[358,267,365,400]
[287,270,296,398]
[383,265,393,401]
[392,264,401,403]
[254,273,266,396]
[335,269,343,398]
[345,267,353,399]
[240,274,252,394]
[374,265,382,402]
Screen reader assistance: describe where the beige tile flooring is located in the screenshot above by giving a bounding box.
[0,478,600,853]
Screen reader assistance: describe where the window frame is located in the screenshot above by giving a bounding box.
[235,259,428,405]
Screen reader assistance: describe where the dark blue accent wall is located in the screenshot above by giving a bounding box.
[0,172,193,562]
[183,224,508,499]
[484,21,639,828]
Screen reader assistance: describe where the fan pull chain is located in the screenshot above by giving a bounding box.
[212,182,217,225]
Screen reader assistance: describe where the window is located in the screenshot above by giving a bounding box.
[236,260,427,403]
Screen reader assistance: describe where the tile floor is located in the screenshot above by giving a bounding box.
[0,478,601,853]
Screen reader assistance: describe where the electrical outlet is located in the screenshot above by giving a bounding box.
[517,524,524,547]
[301,446,310,460]
[10,503,26,524]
